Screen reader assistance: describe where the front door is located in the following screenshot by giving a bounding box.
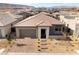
[41,29,46,38]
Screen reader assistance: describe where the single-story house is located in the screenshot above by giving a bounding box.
[59,12,79,38]
[0,12,19,38]
[14,12,65,39]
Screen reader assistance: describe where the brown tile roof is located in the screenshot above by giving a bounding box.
[14,12,64,27]
[0,12,17,26]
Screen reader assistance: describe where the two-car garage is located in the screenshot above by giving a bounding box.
[16,28,37,38]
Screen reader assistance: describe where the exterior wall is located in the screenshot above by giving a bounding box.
[4,24,11,35]
[0,24,11,38]
[38,27,49,39]
[15,25,65,39]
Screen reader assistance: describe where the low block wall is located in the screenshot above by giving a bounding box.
[49,35,66,39]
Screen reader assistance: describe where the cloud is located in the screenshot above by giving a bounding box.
[0,0,79,4]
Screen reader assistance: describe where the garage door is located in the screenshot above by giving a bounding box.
[19,29,36,38]
[0,29,2,38]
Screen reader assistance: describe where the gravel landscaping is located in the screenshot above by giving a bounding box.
[0,38,79,54]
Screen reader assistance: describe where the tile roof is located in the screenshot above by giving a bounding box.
[14,12,64,27]
[0,12,17,26]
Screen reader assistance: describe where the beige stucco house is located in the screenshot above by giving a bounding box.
[59,11,79,38]
[14,12,65,39]
[0,12,19,38]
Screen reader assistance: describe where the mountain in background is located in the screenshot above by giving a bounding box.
[0,3,79,9]
[0,3,34,8]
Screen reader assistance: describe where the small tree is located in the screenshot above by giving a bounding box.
[6,33,12,44]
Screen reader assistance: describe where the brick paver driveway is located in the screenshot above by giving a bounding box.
[8,38,38,53]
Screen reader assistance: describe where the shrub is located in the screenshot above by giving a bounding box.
[6,33,12,44]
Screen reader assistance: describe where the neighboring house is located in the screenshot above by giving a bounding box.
[59,11,79,38]
[76,24,79,38]
[14,12,64,39]
[6,12,23,23]
[0,12,19,38]
[17,12,33,20]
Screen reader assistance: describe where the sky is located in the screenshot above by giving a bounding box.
[26,3,79,7]
[0,0,79,7]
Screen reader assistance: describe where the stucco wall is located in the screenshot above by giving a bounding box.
[0,24,11,38]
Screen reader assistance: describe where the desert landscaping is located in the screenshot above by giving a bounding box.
[0,37,79,54]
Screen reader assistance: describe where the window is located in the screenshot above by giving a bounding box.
[55,28,59,31]
[55,27,61,31]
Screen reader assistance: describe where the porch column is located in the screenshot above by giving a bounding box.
[46,27,49,39]
[16,28,20,38]
[36,28,38,38]
[38,27,41,39]
[61,26,64,32]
